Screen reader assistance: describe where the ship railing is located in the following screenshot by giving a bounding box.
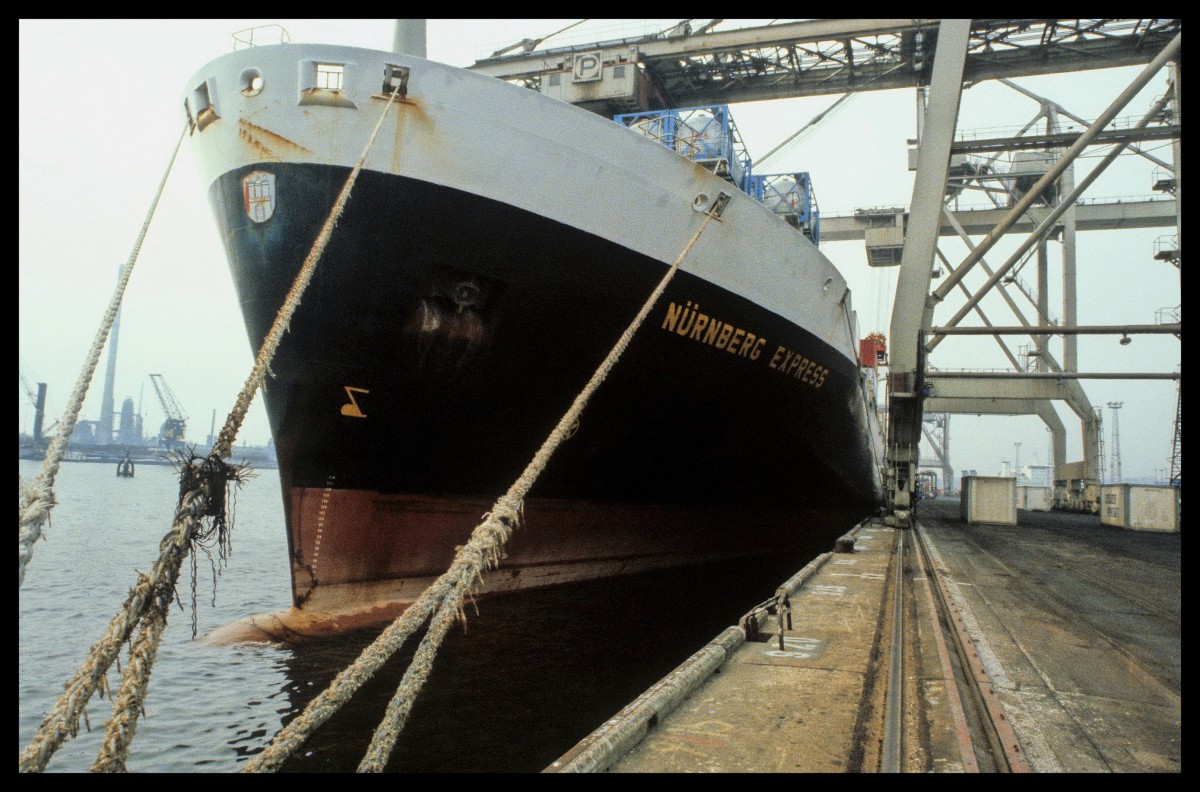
[232,25,291,50]
[1153,234,1180,263]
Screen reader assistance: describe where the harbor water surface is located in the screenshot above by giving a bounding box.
[19,459,840,772]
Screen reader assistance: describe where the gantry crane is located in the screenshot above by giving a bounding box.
[148,373,188,451]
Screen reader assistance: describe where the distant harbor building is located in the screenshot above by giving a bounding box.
[117,397,143,446]
[70,421,98,446]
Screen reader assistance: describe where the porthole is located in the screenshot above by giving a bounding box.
[240,68,264,96]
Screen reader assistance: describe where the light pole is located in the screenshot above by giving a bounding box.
[1014,442,1022,482]
[1047,426,1054,487]
[1107,402,1124,483]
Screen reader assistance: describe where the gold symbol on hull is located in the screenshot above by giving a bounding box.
[340,386,369,418]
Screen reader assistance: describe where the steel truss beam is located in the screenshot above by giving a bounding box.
[819,199,1176,242]
[929,376,1079,401]
[470,19,1181,108]
[950,125,1180,155]
[932,371,1179,379]
[929,38,1181,320]
[931,323,1181,335]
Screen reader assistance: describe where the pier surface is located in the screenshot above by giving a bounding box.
[547,498,1181,773]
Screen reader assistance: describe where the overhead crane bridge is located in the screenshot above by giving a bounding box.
[469,19,1181,113]
[470,18,1182,524]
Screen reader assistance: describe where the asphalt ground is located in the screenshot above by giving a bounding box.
[916,497,1181,772]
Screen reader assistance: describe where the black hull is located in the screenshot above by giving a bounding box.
[211,163,881,613]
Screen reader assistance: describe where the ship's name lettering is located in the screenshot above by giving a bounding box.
[661,300,766,360]
[660,301,828,389]
[768,344,828,388]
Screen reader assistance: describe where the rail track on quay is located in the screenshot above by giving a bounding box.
[551,503,1180,773]
[912,500,1180,773]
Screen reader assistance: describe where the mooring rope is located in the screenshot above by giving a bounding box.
[19,489,210,773]
[18,124,187,590]
[20,84,405,774]
[241,527,491,772]
[89,567,177,773]
[245,201,723,773]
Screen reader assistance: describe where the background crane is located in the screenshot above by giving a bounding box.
[148,373,188,451]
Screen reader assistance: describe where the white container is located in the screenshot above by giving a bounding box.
[1017,486,1054,512]
[960,476,1017,525]
[1100,484,1180,532]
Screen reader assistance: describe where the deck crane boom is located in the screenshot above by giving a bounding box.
[149,373,188,451]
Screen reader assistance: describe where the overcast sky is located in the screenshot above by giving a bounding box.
[18,19,1180,481]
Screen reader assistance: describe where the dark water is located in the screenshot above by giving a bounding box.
[19,459,840,773]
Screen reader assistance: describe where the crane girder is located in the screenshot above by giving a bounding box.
[468,19,1182,110]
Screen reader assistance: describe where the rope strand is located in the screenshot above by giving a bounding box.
[19,493,206,773]
[90,536,185,772]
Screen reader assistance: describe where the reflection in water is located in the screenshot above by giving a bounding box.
[269,550,829,772]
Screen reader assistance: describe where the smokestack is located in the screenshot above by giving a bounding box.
[97,304,121,445]
[393,19,427,57]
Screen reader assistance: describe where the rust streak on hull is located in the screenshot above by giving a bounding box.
[237,118,314,158]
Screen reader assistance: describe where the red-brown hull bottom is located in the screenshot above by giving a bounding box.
[207,487,866,644]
